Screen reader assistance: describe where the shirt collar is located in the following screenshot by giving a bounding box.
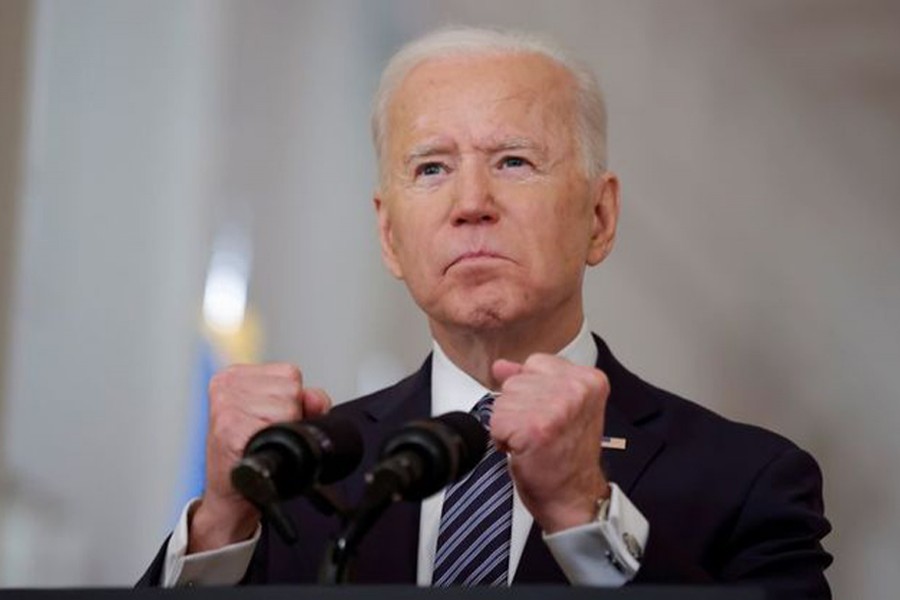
[430,321,597,416]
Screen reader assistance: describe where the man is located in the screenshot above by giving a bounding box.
[140,27,832,597]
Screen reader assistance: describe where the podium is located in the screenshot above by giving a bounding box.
[0,587,764,600]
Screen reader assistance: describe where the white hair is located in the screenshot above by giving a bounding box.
[371,26,608,183]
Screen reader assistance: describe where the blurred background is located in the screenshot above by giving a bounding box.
[1,0,898,596]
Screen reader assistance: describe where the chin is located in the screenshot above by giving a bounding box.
[437,295,527,333]
[418,280,545,332]
[457,307,511,331]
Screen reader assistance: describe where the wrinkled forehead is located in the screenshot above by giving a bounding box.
[385,53,579,157]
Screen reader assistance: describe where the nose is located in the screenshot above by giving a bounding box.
[450,162,499,226]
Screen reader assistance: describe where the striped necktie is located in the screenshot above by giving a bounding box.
[432,394,513,586]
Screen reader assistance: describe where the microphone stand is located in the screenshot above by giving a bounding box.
[319,459,414,584]
[317,412,486,583]
[233,453,352,547]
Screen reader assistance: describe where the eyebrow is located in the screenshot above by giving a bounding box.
[483,136,544,153]
[403,141,456,167]
[401,136,547,166]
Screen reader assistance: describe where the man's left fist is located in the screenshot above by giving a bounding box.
[491,354,611,534]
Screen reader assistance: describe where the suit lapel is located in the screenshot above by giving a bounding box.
[595,334,665,494]
[515,335,665,583]
[346,357,433,583]
[601,402,664,495]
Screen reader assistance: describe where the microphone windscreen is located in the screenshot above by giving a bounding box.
[432,411,488,475]
[240,412,364,498]
[308,413,365,484]
[376,411,489,500]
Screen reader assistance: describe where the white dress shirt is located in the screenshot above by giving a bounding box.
[163,322,649,586]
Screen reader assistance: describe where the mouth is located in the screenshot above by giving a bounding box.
[444,250,510,274]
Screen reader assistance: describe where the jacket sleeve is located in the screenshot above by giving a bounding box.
[135,536,169,587]
[636,446,832,599]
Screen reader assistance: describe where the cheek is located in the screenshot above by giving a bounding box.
[528,192,587,242]
[526,201,593,273]
[391,210,438,276]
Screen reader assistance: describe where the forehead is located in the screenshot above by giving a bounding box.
[386,53,577,154]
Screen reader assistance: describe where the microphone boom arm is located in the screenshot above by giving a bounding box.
[319,412,487,584]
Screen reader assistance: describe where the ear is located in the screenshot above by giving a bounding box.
[374,194,405,279]
[586,171,620,266]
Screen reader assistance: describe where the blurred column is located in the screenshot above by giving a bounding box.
[0,0,29,451]
[1,0,223,584]
[0,0,65,585]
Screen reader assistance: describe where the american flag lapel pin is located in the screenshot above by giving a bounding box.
[602,436,627,450]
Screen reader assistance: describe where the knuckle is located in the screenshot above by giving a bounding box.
[524,353,550,369]
[208,386,227,412]
[572,366,608,394]
[208,371,229,397]
[567,376,590,398]
[302,389,329,414]
[588,368,610,395]
[286,378,303,399]
[528,420,553,445]
[211,408,237,432]
[210,364,245,394]
[499,377,517,395]
[274,363,302,384]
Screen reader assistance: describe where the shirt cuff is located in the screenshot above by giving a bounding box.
[162,498,261,587]
[542,482,649,586]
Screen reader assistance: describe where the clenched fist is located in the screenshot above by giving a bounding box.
[490,354,611,534]
[188,363,331,553]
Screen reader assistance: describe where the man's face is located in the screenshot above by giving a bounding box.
[375,53,618,336]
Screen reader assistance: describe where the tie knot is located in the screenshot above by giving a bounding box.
[472,393,496,429]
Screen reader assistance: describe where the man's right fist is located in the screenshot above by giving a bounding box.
[188,363,332,553]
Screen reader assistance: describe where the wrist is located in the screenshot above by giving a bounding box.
[187,496,260,554]
[540,480,612,534]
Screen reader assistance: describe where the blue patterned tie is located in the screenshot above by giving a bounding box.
[432,394,512,586]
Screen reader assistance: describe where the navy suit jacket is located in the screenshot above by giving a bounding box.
[140,335,831,598]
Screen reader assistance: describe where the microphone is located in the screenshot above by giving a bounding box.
[371,411,488,500]
[320,411,487,583]
[231,413,363,543]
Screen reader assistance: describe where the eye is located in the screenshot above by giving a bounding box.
[415,162,446,178]
[498,155,531,170]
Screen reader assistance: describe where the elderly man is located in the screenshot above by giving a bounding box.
[140,27,831,598]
